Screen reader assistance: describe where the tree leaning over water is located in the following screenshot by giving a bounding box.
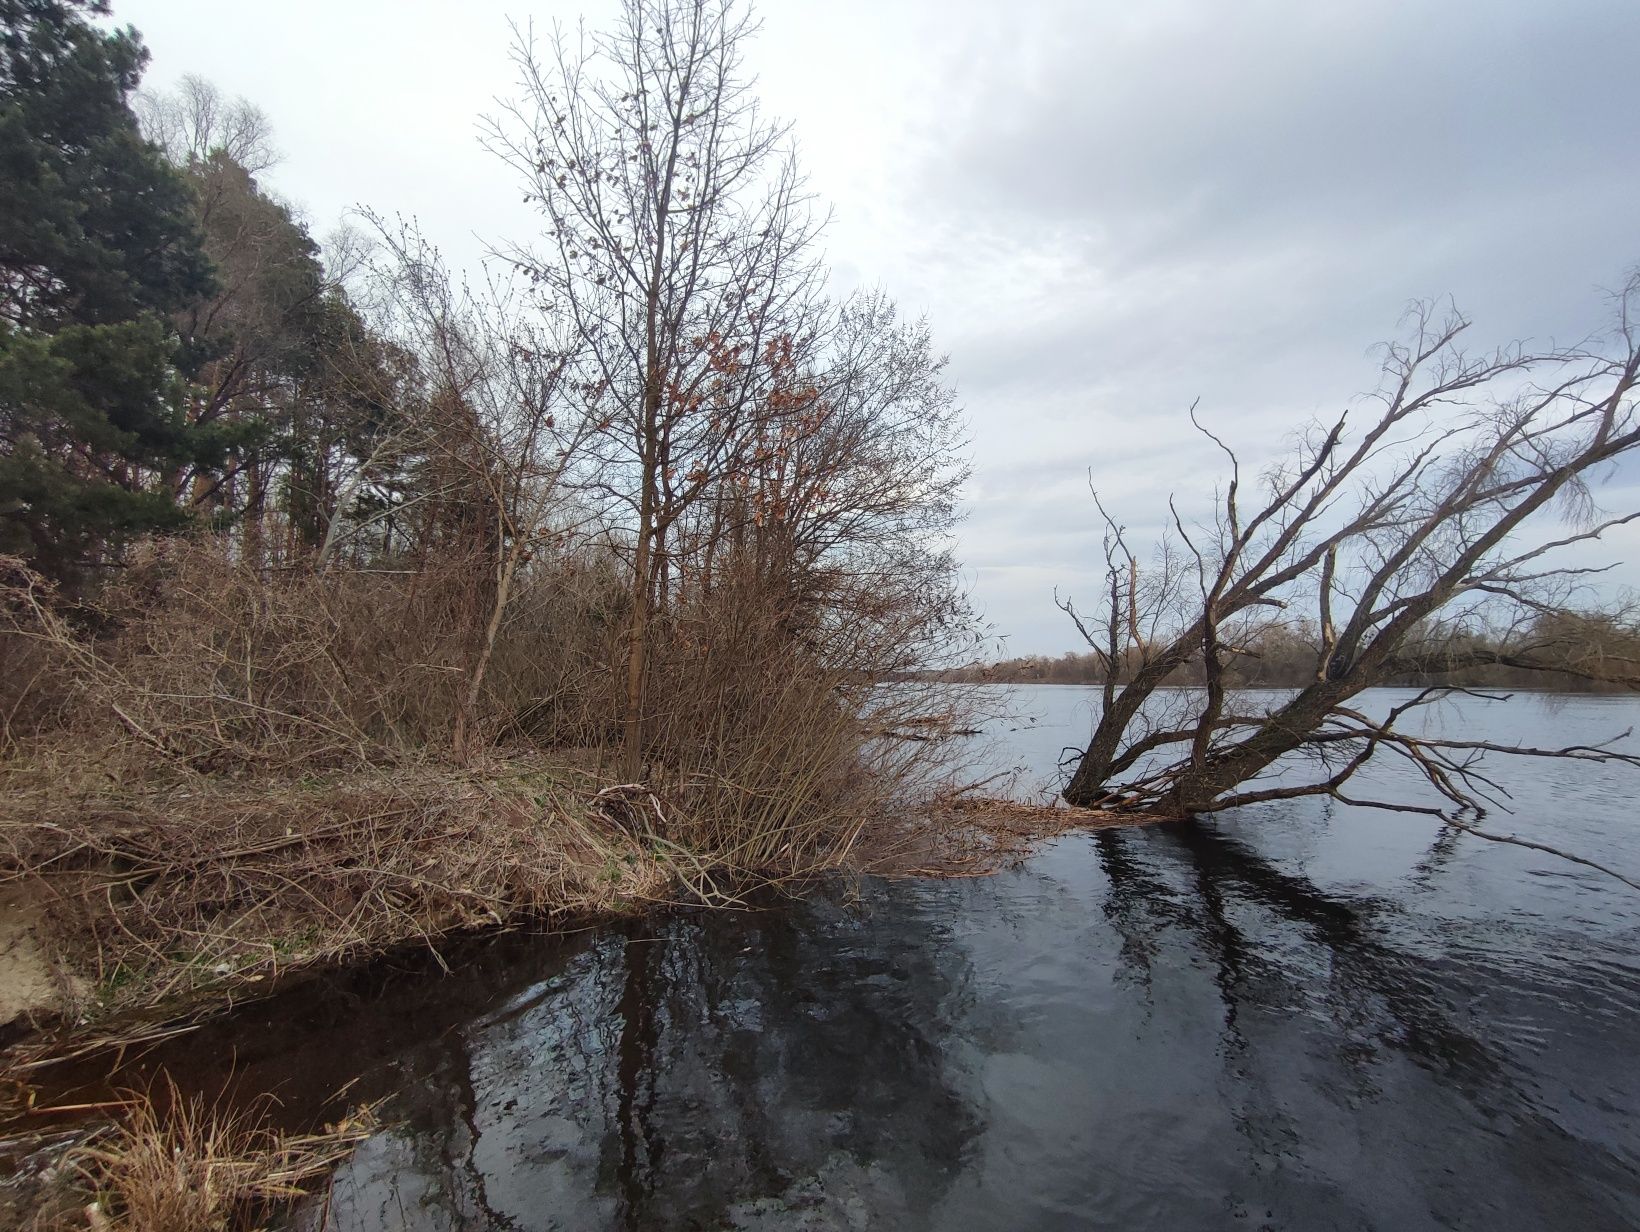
[1059,278,1640,850]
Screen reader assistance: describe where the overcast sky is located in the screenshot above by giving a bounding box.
[117,0,1640,654]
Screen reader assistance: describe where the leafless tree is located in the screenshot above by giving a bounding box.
[484,0,828,777]
[359,219,592,761]
[138,73,278,175]
[1059,276,1640,880]
[672,288,971,674]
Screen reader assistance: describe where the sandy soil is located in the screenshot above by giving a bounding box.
[0,891,59,1026]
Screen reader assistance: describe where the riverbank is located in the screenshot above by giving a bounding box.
[0,761,1112,1051]
[0,754,681,1045]
[0,754,823,1228]
[0,748,1126,1230]
[7,686,1635,1231]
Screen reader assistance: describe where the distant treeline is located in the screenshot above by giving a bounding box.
[931,613,1640,693]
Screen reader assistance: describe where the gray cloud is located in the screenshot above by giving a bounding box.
[118,0,1640,653]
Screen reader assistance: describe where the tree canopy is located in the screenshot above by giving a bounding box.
[0,0,215,580]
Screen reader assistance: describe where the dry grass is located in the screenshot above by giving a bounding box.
[877,793,1135,879]
[58,1078,373,1232]
[0,539,641,773]
[630,561,979,883]
[0,756,670,1023]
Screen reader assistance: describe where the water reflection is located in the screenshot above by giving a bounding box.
[1083,820,1640,1229]
[303,817,1636,1230]
[307,896,982,1231]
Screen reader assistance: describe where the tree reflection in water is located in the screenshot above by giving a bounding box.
[38,807,1640,1230]
[318,896,981,1231]
[1087,820,1640,1231]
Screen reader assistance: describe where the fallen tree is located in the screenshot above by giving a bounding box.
[1058,277,1640,880]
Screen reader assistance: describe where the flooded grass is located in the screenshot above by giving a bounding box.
[9,1078,375,1232]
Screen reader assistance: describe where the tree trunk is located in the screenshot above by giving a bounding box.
[622,402,660,781]
[1157,680,1354,813]
[242,458,264,573]
[1062,641,1197,806]
[622,525,653,781]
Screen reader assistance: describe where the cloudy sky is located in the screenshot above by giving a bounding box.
[118,0,1640,653]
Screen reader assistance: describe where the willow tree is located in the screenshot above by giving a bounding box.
[1060,279,1640,859]
[486,0,828,776]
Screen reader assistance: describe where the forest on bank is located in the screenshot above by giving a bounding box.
[940,611,1640,692]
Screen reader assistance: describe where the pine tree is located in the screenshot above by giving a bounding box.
[0,0,215,582]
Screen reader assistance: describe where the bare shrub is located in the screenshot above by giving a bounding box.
[0,559,77,750]
[484,542,632,749]
[0,539,633,775]
[615,552,975,882]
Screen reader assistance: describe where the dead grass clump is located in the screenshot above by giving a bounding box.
[67,1079,373,1232]
[0,561,78,751]
[667,683,937,881]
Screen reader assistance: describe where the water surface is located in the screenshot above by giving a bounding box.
[60,688,1640,1228]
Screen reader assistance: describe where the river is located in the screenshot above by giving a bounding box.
[53,688,1640,1228]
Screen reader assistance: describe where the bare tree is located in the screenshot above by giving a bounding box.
[360,219,591,762]
[485,0,827,777]
[672,288,971,673]
[138,73,278,175]
[1059,277,1640,864]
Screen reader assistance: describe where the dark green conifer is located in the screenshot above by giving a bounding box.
[0,0,214,581]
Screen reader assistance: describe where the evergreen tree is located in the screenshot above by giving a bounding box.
[0,0,214,581]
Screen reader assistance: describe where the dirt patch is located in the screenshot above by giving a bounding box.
[0,891,60,1027]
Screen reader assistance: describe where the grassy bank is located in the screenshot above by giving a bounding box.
[0,754,677,1035]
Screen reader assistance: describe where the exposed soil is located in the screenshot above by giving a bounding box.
[0,891,62,1028]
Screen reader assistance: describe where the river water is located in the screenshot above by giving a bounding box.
[60,688,1640,1228]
